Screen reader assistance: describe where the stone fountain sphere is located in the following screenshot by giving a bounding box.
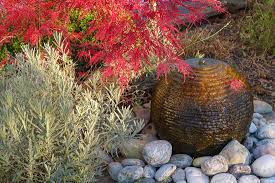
[151,58,253,157]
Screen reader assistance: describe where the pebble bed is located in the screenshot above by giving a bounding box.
[108,100,275,183]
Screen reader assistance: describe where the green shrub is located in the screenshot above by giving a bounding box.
[0,33,143,182]
[241,0,275,55]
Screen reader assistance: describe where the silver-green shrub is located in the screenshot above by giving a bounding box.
[0,33,143,182]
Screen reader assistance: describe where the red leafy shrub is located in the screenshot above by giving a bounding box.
[0,0,224,86]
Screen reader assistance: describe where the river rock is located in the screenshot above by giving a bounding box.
[169,154,192,168]
[193,156,212,167]
[243,136,259,151]
[252,155,275,177]
[228,164,251,178]
[117,165,144,183]
[238,175,260,183]
[121,159,145,167]
[250,123,258,134]
[144,165,156,178]
[140,178,156,183]
[172,168,186,182]
[210,173,237,183]
[154,163,177,182]
[143,140,172,167]
[253,118,266,128]
[254,100,273,114]
[185,167,209,183]
[219,140,250,165]
[257,124,275,139]
[253,113,264,119]
[120,134,157,159]
[261,177,275,183]
[108,162,123,181]
[201,155,228,176]
[253,139,275,158]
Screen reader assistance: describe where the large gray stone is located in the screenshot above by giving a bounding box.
[254,100,273,114]
[238,175,260,183]
[210,173,237,183]
[252,155,275,177]
[154,163,177,182]
[143,140,172,167]
[201,155,229,176]
[108,162,123,181]
[219,140,250,165]
[117,165,144,183]
[185,167,209,183]
[169,154,192,168]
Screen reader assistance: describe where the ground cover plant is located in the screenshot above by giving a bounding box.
[0,0,224,86]
[0,34,144,182]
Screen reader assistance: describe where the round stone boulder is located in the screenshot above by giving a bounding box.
[108,162,123,181]
[238,175,260,183]
[172,168,186,182]
[210,173,237,183]
[185,167,209,183]
[219,140,250,165]
[143,140,172,167]
[193,156,212,167]
[154,163,177,182]
[252,155,275,177]
[143,165,156,178]
[117,165,144,183]
[169,154,192,168]
[201,155,229,176]
[257,124,275,139]
[228,164,251,179]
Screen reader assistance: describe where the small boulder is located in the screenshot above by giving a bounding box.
[201,155,228,176]
[169,154,192,168]
[185,167,209,183]
[143,165,156,178]
[210,173,237,183]
[143,140,172,167]
[219,140,250,165]
[193,156,212,168]
[238,175,260,183]
[108,162,123,181]
[252,155,275,177]
[249,123,258,134]
[254,100,273,114]
[154,163,177,182]
[257,124,275,139]
[121,159,145,167]
[172,168,186,182]
[228,164,251,179]
[117,165,144,183]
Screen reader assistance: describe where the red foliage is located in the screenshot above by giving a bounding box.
[0,0,224,86]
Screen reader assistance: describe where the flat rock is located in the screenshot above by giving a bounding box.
[143,165,156,178]
[228,164,251,179]
[117,165,144,183]
[238,175,260,183]
[201,155,228,176]
[210,173,237,183]
[143,140,172,167]
[257,124,275,139]
[219,140,250,165]
[120,134,157,159]
[254,100,273,114]
[121,159,145,167]
[185,167,209,183]
[154,163,177,182]
[169,154,192,168]
[261,177,275,183]
[193,156,212,168]
[252,155,275,177]
[172,168,186,182]
[108,162,123,181]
